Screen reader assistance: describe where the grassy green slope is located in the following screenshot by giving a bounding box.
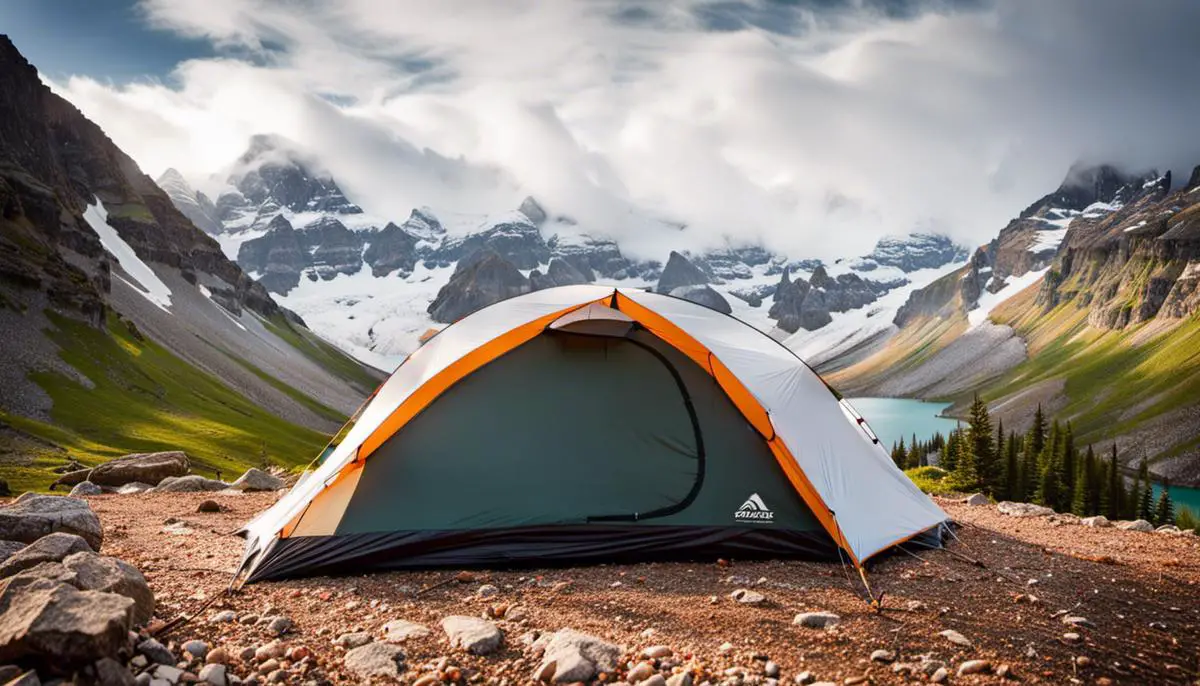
[1,312,338,492]
[984,285,1200,453]
[262,313,383,392]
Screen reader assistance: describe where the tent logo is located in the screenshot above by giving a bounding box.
[734,493,774,522]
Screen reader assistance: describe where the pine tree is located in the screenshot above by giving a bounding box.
[942,430,959,473]
[1104,444,1122,519]
[1136,460,1153,521]
[1071,457,1088,515]
[907,437,922,470]
[1082,445,1099,515]
[1060,423,1076,513]
[1005,432,1020,501]
[1028,404,1047,457]
[892,438,906,469]
[965,395,995,494]
[1154,479,1174,526]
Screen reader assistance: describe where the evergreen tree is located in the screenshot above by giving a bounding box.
[1035,423,1063,508]
[1071,455,1088,515]
[1020,436,1039,504]
[1104,445,1122,519]
[1127,461,1143,520]
[942,430,959,473]
[1060,423,1077,512]
[965,395,995,494]
[1082,445,1099,515]
[907,436,922,470]
[1028,404,1047,457]
[892,438,906,469]
[1136,460,1153,521]
[1005,432,1020,501]
[1154,479,1174,526]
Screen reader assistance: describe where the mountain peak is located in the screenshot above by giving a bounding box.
[518,196,547,225]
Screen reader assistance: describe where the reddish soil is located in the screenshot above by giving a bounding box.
[85,493,1200,685]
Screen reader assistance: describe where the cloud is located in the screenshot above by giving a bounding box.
[47,0,1200,261]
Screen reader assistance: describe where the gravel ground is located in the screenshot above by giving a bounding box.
[74,492,1200,685]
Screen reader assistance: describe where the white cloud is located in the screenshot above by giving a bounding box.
[47,0,1200,261]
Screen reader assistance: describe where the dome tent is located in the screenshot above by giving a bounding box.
[238,285,948,583]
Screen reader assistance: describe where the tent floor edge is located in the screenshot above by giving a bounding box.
[246,525,839,582]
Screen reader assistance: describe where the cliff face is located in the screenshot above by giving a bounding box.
[0,36,277,325]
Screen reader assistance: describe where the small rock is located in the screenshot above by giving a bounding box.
[383,619,430,643]
[764,661,780,678]
[0,494,104,550]
[209,610,237,623]
[138,638,176,665]
[198,663,227,686]
[230,468,285,492]
[996,501,1054,517]
[957,660,990,676]
[1117,519,1154,532]
[719,642,735,654]
[0,532,93,577]
[1075,656,1092,667]
[441,616,503,655]
[63,551,156,625]
[793,612,840,629]
[963,493,988,506]
[891,663,914,676]
[628,663,655,682]
[666,673,692,686]
[1081,515,1111,528]
[536,628,621,683]
[206,647,229,665]
[1061,616,1094,628]
[413,674,441,686]
[182,640,209,659]
[476,584,499,598]
[1063,632,1081,643]
[255,642,285,662]
[642,646,672,659]
[197,500,221,513]
[843,677,867,685]
[869,649,894,663]
[343,642,405,679]
[996,664,1012,679]
[266,617,293,636]
[730,589,765,604]
[639,675,667,686]
[259,659,279,673]
[793,672,814,685]
[930,667,949,683]
[334,632,373,649]
[69,481,103,497]
[939,629,971,648]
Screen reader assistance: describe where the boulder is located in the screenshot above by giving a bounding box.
[441,616,503,655]
[63,552,155,625]
[3,561,79,589]
[343,642,405,680]
[229,468,284,492]
[669,285,732,314]
[0,533,92,577]
[0,540,25,565]
[50,468,93,491]
[536,629,621,683]
[996,501,1054,517]
[0,578,134,668]
[1081,515,1111,527]
[963,493,989,506]
[0,496,102,550]
[151,476,229,493]
[69,482,103,498]
[88,451,190,487]
[1117,519,1154,532]
[116,483,152,495]
[83,657,135,686]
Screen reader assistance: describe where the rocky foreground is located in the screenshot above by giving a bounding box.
[1,490,1198,686]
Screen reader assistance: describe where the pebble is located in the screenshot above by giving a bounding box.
[639,675,667,686]
[719,642,735,654]
[764,661,780,678]
[930,667,949,683]
[643,646,673,659]
[267,617,294,636]
[793,673,814,685]
[666,673,692,686]
[259,659,280,673]
[1075,656,1092,667]
[629,663,656,682]
[891,663,914,675]
[255,642,285,662]
[1062,632,1081,643]
[843,677,867,685]
[477,584,500,598]
[138,638,177,665]
[183,640,210,659]
[996,664,1012,679]
[1061,616,1094,628]
[197,499,221,513]
[413,675,441,686]
[730,589,766,604]
[938,629,972,648]
[198,663,227,686]
[240,614,260,625]
[957,660,990,676]
[793,612,840,629]
[869,649,894,664]
[209,610,238,624]
[206,647,229,665]
[335,632,374,649]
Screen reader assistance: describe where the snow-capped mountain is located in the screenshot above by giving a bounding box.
[160,135,969,368]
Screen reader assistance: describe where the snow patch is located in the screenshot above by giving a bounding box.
[1123,220,1148,233]
[967,268,1048,328]
[1029,227,1069,253]
[84,202,173,312]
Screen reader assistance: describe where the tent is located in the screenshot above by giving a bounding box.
[238,285,947,583]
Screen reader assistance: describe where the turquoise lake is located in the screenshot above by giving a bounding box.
[848,397,1200,515]
[845,397,961,450]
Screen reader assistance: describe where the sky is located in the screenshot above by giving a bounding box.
[5,0,1200,260]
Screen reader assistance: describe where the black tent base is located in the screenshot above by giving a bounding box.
[245,524,842,582]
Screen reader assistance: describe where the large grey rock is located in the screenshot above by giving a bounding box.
[1118,519,1154,532]
[0,496,102,551]
[63,552,155,625]
[0,533,92,577]
[69,482,103,498]
[670,285,732,314]
[656,251,710,294]
[441,616,503,655]
[2,561,79,589]
[343,642,405,679]
[84,657,136,685]
[50,468,93,491]
[0,540,25,565]
[536,629,621,683]
[229,468,284,492]
[0,579,134,667]
[383,619,431,643]
[427,251,531,323]
[793,612,840,629]
[997,501,1054,517]
[1081,515,1111,528]
[116,483,153,495]
[88,452,190,487]
[151,476,229,493]
[963,493,989,506]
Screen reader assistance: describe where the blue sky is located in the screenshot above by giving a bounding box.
[10,0,1200,259]
[0,0,212,82]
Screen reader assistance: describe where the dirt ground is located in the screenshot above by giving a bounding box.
[85,493,1200,685]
